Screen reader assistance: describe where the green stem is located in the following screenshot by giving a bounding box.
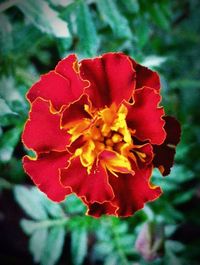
[0,0,21,13]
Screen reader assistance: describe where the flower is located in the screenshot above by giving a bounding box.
[22,52,181,217]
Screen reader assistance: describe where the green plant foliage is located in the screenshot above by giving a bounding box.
[97,0,132,39]
[0,0,200,265]
[16,0,71,38]
[75,0,99,57]
[14,186,67,265]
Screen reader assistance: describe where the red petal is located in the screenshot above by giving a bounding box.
[27,55,87,111]
[80,52,136,108]
[108,165,162,217]
[131,59,161,91]
[153,116,181,176]
[23,151,71,202]
[60,158,114,203]
[61,94,91,127]
[22,98,70,153]
[127,87,166,145]
[133,143,154,168]
[85,201,117,217]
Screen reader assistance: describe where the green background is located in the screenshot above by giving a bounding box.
[0,0,200,265]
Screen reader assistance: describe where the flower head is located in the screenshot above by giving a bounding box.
[22,53,181,217]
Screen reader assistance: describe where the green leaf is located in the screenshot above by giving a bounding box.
[17,0,71,38]
[134,16,149,48]
[41,227,66,265]
[71,228,87,265]
[0,76,23,104]
[62,194,86,215]
[0,126,22,162]
[97,0,132,38]
[14,186,48,220]
[173,189,195,205]
[121,0,139,14]
[0,98,16,116]
[29,228,48,263]
[41,199,65,218]
[76,0,99,56]
[0,14,13,54]
[20,219,40,235]
[149,3,170,31]
[49,0,71,7]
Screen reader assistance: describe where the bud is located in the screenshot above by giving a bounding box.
[135,222,164,261]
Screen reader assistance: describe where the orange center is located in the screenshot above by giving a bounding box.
[67,103,143,174]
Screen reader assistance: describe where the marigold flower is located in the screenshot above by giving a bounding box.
[22,53,181,217]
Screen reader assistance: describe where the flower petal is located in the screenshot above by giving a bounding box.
[131,59,161,91]
[61,94,91,127]
[100,150,134,176]
[127,87,166,145]
[22,98,70,153]
[27,54,87,111]
[60,157,114,203]
[85,201,117,217]
[153,116,181,176]
[132,143,154,168]
[80,52,136,108]
[23,151,71,202]
[108,165,162,217]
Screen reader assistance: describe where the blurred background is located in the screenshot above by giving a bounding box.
[0,0,200,264]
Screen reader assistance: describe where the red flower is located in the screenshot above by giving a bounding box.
[22,53,181,217]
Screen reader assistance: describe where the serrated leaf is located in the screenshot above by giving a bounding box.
[41,227,66,265]
[71,228,87,265]
[62,194,86,215]
[142,55,167,68]
[121,0,139,14]
[49,0,72,7]
[97,0,131,38]
[149,3,170,30]
[135,16,149,48]
[0,98,16,116]
[41,198,64,218]
[0,126,22,162]
[14,186,48,220]
[30,228,48,263]
[76,0,99,56]
[173,189,195,205]
[17,0,70,38]
[0,76,23,104]
[20,219,40,235]
[0,14,13,54]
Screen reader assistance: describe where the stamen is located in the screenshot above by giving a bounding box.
[112,133,122,143]
[67,103,138,174]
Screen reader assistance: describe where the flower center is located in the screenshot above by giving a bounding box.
[67,103,137,174]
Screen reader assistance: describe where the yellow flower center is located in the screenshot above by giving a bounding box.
[67,103,137,174]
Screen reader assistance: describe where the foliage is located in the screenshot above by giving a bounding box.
[0,0,200,265]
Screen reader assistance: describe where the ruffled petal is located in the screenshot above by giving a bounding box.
[108,165,162,217]
[85,201,117,217]
[60,157,114,203]
[131,59,161,91]
[100,150,134,175]
[153,116,181,176]
[22,98,70,153]
[23,151,71,202]
[61,94,91,127]
[132,143,154,168]
[27,54,88,111]
[80,52,136,108]
[126,87,166,145]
